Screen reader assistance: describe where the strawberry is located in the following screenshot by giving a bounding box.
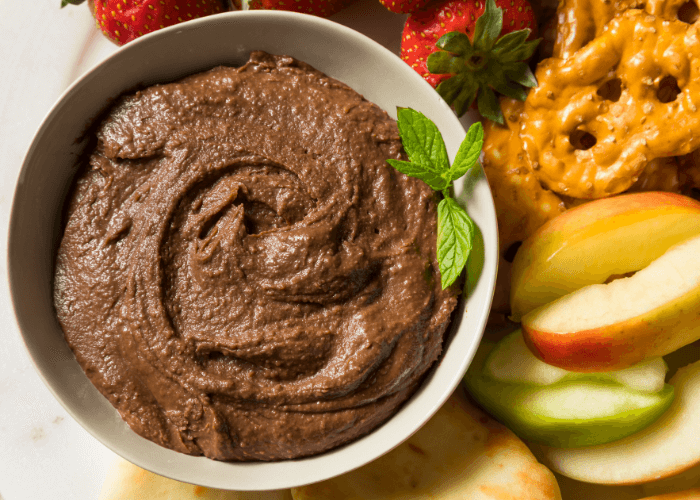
[247,0,354,17]
[62,0,228,46]
[378,0,432,15]
[401,0,539,123]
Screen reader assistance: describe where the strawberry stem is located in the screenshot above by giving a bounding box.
[426,0,540,121]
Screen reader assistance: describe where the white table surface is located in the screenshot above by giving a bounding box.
[0,2,683,500]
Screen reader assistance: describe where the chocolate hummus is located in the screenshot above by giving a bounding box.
[54,52,457,461]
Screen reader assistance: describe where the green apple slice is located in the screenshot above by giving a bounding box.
[485,329,668,393]
[465,341,675,448]
[484,329,570,385]
[535,359,700,485]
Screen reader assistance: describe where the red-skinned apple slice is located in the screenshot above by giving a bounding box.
[531,358,700,485]
[522,234,700,372]
[510,192,700,322]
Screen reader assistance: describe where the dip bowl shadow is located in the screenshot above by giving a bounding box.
[8,10,497,491]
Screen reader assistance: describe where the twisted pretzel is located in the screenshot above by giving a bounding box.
[646,0,700,22]
[520,10,700,199]
[482,99,566,314]
[550,0,699,60]
[550,0,644,59]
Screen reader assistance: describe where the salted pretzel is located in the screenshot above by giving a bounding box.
[549,0,644,59]
[642,0,700,22]
[482,99,567,315]
[520,10,700,199]
[549,0,700,60]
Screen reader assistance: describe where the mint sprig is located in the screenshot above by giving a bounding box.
[387,107,483,289]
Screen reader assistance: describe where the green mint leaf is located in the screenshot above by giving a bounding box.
[449,122,484,181]
[437,197,475,289]
[386,159,449,191]
[395,107,451,178]
[477,85,503,124]
[385,108,481,291]
[473,0,503,53]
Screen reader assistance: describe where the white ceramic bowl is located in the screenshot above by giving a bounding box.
[9,11,497,491]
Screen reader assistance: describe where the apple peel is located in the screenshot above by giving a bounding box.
[533,358,700,485]
[510,191,700,321]
[523,233,700,372]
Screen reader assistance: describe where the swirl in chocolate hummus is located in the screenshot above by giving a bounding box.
[54,52,458,461]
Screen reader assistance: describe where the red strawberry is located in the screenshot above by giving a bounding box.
[62,0,228,46]
[247,0,354,17]
[378,0,432,15]
[401,0,539,123]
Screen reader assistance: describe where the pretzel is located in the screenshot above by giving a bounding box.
[550,0,644,60]
[520,10,700,199]
[645,0,700,23]
[482,99,567,315]
[549,0,700,60]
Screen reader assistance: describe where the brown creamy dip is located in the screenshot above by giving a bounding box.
[54,52,457,461]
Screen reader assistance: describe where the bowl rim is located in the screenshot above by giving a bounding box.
[8,9,497,491]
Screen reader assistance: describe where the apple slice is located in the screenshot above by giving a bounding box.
[533,358,700,485]
[486,329,668,393]
[522,234,700,372]
[510,192,700,321]
[484,329,569,386]
[464,341,674,448]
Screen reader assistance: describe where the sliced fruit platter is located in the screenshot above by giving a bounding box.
[59,0,700,498]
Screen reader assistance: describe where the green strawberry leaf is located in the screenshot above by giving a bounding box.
[452,80,479,117]
[386,159,449,191]
[437,74,468,105]
[472,0,503,53]
[492,29,530,55]
[427,51,459,75]
[492,78,529,101]
[504,62,538,88]
[394,107,451,178]
[449,122,484,181]
[436,31,473,56]
[437,197,475,289]
[498,39,540,63]
[61,0,86,6]
[477,85,503,124]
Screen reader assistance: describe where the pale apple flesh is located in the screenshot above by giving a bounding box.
[464,338,674,448]
[532,358,700,485]
[485,329,668,393]
[510,192,700,321]
[522,234,700,372]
